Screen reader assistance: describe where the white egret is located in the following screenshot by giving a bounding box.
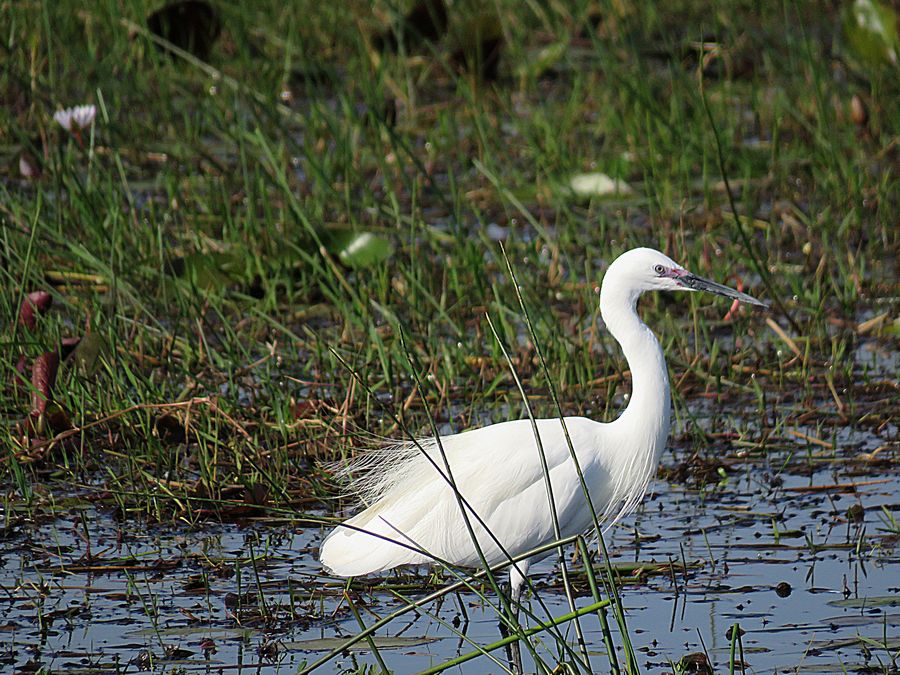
[319,247,767,599]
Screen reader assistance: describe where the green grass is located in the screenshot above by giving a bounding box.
[1,0,897,671]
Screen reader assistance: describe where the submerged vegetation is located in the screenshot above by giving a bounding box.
[1,0,897,672]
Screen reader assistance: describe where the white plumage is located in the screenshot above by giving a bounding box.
[319,247,766,596]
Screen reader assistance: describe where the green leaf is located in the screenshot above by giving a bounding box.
[843,0,899,69]
[324,230,394,269]
[69,333,107,377]
[516,41,567,81]
[168,247,249,289]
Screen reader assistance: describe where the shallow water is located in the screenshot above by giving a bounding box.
[2,418,897,674]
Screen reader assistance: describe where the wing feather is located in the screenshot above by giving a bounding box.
[319,417,611,576]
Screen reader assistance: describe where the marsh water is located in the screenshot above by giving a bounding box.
[2,402,896,674]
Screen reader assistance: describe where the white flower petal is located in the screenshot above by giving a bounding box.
[53,109,74,132]
[72,105,97,129]
[53,104,97,133]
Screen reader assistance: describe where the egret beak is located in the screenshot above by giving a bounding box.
[677,273,769,308]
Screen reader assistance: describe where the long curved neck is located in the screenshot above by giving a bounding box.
[600,280,671,444]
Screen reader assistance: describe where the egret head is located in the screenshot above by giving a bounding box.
[605,247,768,307]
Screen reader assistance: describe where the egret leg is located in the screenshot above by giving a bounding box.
[509,560,530,604]
[499,607,522,675]
[501,559,530,674]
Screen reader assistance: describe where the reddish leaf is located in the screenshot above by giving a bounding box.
[61,336,82,360]
[292,399,320,419]
[243,484,270,506]
[723,297,741,321]
[19,291,52,331]
[44,402,72,434]
[723,277,747,321]
[31,351,59,416]
[154,414,187,444]
[13,354,28,395]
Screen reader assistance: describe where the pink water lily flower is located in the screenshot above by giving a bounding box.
[53,104,97,132]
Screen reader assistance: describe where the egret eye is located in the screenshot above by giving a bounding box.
[653,264,666,275]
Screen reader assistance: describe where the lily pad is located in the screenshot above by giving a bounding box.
[821,612,900,627]
[375,0,448,52]
[808,635,900,651]
[843,0,899,69]
[68,333,108,377]
[129,626,254,638]
[828,594,899,608]
[516,41,567,81]
[147,0,221,60]
[568,172,633,199]
[449,11,504,81]
[168,249,249,289]
[282,635,439,652]
[324,230,394,269]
